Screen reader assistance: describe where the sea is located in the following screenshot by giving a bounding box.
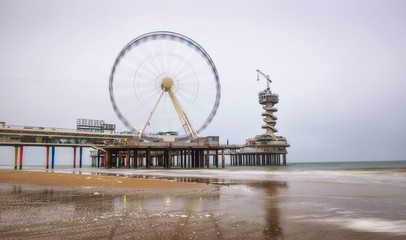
[3,160,405,186]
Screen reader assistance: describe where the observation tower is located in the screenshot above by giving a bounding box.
[232,70,289,166]
[254,70,289,146]
[257,88,279,140]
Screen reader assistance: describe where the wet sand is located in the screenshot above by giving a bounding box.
[0,171,214,193]
[1,170,406,239]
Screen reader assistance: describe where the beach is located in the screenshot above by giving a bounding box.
[1,163,406,239]
[0,171,214,192]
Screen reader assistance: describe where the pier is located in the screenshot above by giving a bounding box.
[0,124,288,169]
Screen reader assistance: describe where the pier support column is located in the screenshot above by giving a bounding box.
[180,150,184,168]
[184,150,187,168]
[163,151,166,168]
[139,150,143,167]
[14,146,18,170]
[51,146,55,169]
[168,149,172,169]
[222,149,225,168]
[191,150,195,168]
[178,151,181,167]
[215,150,219,168]
[73,147,76,168]
[46,147,50,169]
[206,149,210,168]
[187,149,191,169]
[134,150,138,168]
[79,147,83,168]
[195,150,198,168]
[126,149,130,168]
[199,150,204,168]
[97,152,100,168]
[283,154,286,165]
[104,150,108,167]
[19,146,23,170]
[117,152,122,168]
[146,148,151,169]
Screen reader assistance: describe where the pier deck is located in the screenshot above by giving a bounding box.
[1,125,287,169]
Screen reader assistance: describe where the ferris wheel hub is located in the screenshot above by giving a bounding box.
[161,77,174,90]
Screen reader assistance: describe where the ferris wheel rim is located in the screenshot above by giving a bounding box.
[109,31,221,139]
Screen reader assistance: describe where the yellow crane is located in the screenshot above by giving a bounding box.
[256,69,272,90]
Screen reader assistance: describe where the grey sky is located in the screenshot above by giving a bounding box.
[1,0,405,162]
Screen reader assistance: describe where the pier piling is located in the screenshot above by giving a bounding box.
[19,146,23,170]
[51,146,55,169]
[73,147,76,168]
[14,146,18,170]
[79,147,82,168]
[46,147,49,169]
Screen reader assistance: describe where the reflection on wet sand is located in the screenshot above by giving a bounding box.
[3,172,404,239]
[0,179,288,240]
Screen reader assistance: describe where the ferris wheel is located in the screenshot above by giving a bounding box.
[109,31,221,140]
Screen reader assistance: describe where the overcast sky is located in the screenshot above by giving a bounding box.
[1,0,405,163]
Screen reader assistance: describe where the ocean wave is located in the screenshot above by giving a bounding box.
[313,217,406,235]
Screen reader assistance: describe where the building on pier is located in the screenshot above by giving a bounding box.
[90,136,225,169]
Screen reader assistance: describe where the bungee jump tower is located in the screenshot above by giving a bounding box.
[230,70,290,166]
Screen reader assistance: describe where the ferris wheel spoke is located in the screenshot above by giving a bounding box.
[174,88,198,101]
[138,89,165,138]
[166,45,182,72]
[145,43,167,75]
[137,91,163,109]
[135,66,157,81]
[167,88,197,139]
